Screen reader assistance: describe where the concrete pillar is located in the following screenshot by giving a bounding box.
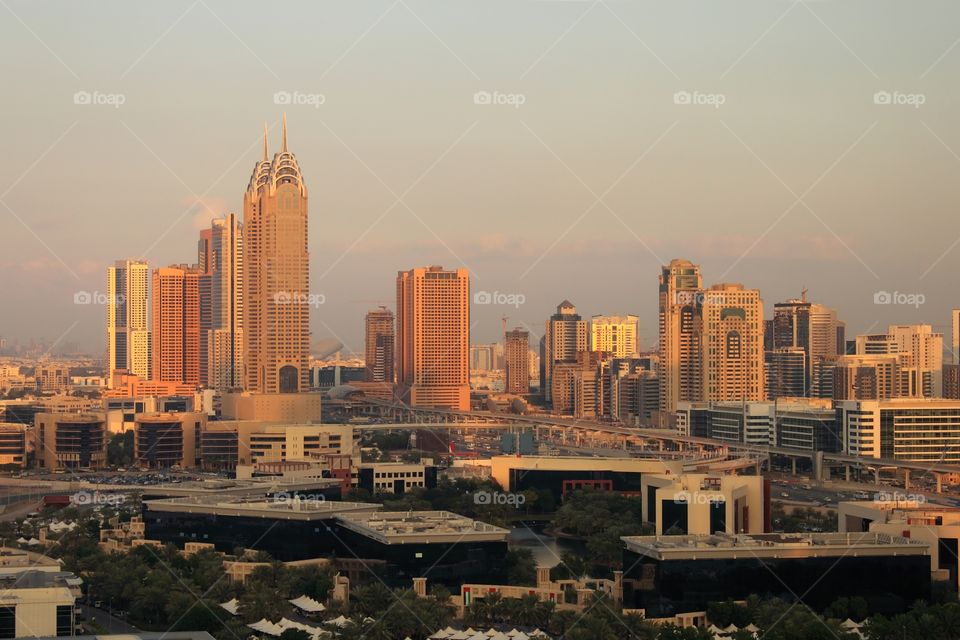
[904,470,910,490]
[845,465,850,483]
[937,474,943,493]
[791,458,797,475]
[537,566,551,589]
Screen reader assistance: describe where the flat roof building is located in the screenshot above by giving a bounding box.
[621,532,930,617]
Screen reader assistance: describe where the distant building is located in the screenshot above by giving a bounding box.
[244,116,310,394]
[107,259,150,383]
[641,473,767,535]
[700,283,765,402]
[837,398,960,463]
[364,307,394,383]
[0,424,26,468]
[201,214,244,391]
[658,259,704,413]
[945,364,960,400]
[770,293,844,396]
[542,301,587,405]
[504,328,530,394]
[622,532,930,617]
[134,412,206,469]
[34,364,70,393]
[396,266,470,410]
[766,347,807,398]
[152,265,201,385]
[33,413,108,470]
[590,314,638,358]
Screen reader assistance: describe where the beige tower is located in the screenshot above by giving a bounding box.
[396,266,470,410]
[151,265,201,385]
[107,259,150,384]
[205,214,244,391]
[243,116,310,394]
[590,314,639,358]
[701,283,766,402]
[658,259,703,412]
[542,301,588,405]
[505,328,530,394]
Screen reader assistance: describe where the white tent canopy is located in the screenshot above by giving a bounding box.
[219,598,240,616]
[289,595,326,613]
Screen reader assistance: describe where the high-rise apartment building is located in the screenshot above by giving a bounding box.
[151,265,201,385]
[396,266,470,410]
[505,328,530,394]
[364,306,394,383]
[542,301,587,405]
[770,293,844,396]
[953,309,960,365]
[887,324,943,397]
[767,347,807,398]
[590,314,639,358]
[700,283,766,402]
[202,214,244,391]
[243,116,310,393]
[658,259,703,412]
[107,259,150,384]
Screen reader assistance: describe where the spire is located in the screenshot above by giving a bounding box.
[262,121,269,161]
[281,112,288,152]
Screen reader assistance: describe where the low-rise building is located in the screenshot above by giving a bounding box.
[0,570,81,638]
[641,473,767,535]
[837,398,960,462]
[0,423,27,468]
[354,461,437,494]
[839,500,960,592]
[133,412,205,469]
[621,532,930,617]
[33,412,107,470]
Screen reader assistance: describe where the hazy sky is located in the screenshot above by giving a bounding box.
[2,0,959,356]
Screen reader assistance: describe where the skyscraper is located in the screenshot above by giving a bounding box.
[107,259,150,384]
[542,301,587,406]
[952,309,960,364]
[700,283,766,402]
[364,306,394,383]
[151,265,200,384]
[771,292,845,396]
[205,214,244,391]
[887,324,943,397]
[396,266,470,410]
[658,259,703,412]
[590,314,639,358]
[243,116,310,394]
[505,328,530,394]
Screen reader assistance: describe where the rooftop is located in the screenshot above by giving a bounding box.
[336,510,509,545]
[142,476,341,498]
[0,569,81,590]
[144,495,380,520]
[622,532,930,560]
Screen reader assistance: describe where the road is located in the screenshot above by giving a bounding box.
[77,604,141,634]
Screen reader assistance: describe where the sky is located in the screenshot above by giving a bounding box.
[1,0,959,356]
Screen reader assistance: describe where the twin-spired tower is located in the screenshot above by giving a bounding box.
[243,115,310,394]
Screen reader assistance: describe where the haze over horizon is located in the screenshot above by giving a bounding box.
[2,0,960,356]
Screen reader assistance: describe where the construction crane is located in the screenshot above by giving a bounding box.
[501,314,509,336]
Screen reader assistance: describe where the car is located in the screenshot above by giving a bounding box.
[780,492,790,498]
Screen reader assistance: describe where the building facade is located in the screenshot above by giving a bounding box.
[244,117,310,394]
[364,307,394,383]
[658,259,703,413]
[203,214,244,391]
[396,266,470,410]
[700,283,765,402]
[590,314,639,358]
[504,328,530,394]
[151,265,201,385]
[107,259,150,382]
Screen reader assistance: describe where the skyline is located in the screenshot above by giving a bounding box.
[3,1,960,355]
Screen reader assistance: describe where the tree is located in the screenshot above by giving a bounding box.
[279,629,311,640]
